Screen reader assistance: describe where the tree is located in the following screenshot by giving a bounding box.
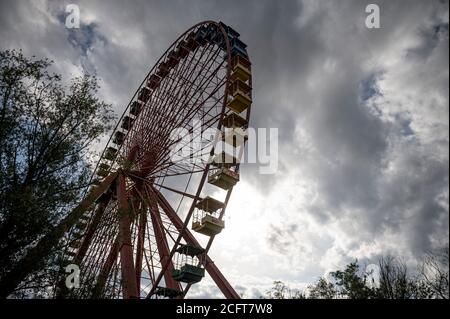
[308,277,336,299]
[265,281,306,299]
[0,49,114,297]
[419,245,449,299]
[330,261,377,299]
[377,256,427,299]
[267,247,449,299]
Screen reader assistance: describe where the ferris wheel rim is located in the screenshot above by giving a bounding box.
[87,20,233,189]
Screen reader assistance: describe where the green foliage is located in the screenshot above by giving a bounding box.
[418,246,449,299]
[265,281,306,299]
[377,256,419,299]
[0,49,114,296]
[330,261,377,299]
[265,246,449,299]
[308,277,336,299]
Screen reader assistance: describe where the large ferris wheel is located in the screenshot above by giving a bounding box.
[60,21,253,299]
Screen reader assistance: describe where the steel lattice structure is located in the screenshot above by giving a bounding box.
[57,21,253,299]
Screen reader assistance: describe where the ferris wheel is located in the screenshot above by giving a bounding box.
[61,21,253,299]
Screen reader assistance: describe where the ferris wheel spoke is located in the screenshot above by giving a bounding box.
[152,182,197,199]
[91,237,119,298]
[144,214,157,287]
[145,47,225,151]
[153,98,225,164]
[149,168,205,179]
[135,41,217,152]
[133,195,147,296]
[149,110,225,176]
[142,183,182,292]
[130,179,182,294]
[116,173,139,298]
[154,83,226,156]
[125,36,209,152]
[142,58,225,164]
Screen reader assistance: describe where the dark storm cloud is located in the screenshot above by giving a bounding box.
[0,0,448,292]
[66,23,106,56]
[267,223,299,254]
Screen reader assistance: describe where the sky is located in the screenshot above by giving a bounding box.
[0,0,448,298]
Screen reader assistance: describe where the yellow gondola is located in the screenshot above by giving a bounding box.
[221,112,248,147]
[113,131,125,145]
[231,55,251,82]
[129,101,141,116]
[97,163,110,177]
[192,196,225,236]
[222,127,248,147]
[227,79,252,113]
[104,146,117,161]
[208,166,239,190]
[222,112,248,128]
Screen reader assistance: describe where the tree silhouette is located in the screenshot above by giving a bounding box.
[0,50,114,297]
[266,245,449,299]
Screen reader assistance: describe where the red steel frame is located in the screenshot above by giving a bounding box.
[57,21,253,299]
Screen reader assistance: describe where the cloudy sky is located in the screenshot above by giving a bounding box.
[1,0,448,298]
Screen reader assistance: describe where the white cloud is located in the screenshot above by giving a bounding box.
[0,0,448,298]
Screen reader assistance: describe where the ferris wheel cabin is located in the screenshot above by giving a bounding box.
[192,196,226,236]
[171,244,206,284]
